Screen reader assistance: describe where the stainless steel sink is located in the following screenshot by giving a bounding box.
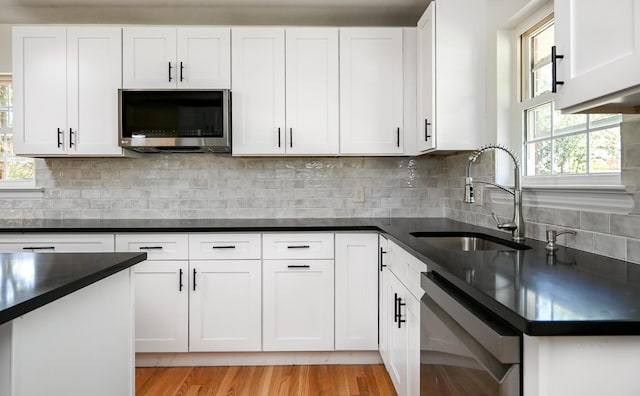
[410,232,530,251]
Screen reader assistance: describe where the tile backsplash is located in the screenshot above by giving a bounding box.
[2,155,444,220]
[1,147,638,264]
[443,152,640,264]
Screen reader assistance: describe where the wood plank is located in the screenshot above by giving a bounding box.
[136,364,397,396]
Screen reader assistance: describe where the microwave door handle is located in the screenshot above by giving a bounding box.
[421,293,514,383]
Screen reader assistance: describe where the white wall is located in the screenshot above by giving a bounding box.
[0,25,11,73]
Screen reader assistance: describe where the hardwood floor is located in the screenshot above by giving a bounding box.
[136,365,397,396]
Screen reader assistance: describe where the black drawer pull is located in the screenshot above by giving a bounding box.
[193,268,197,291]
[179,268,184,292]
[287,245,310,249]
[23,246,55,250]
[397,297,406,329]
[287,265,310,269]
[393,293,398,323]
[139,246,163,250]
[212,245,236,249]
[380,247,387,272]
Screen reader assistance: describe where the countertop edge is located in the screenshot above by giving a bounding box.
[0,253,146,326]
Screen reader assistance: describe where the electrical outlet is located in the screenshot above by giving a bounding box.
[353,186,365,203]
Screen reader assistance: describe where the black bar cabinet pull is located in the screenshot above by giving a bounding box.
[425,119,432,141]
[397,297,406,328]
[393,293,398,323]
[57,128,63,148]
[179,268,184,291]
[278,128,281,147]
[69,128,75,148]
[212,245,236,249]
[551,45,564,93]
[139,246,163,250]
[287,245,310,249]
[168,62,173,82]
[290,128,293,148]
[193,268,197,291]
[180,62,184,82]
[396,127,400,147]
[287,265,310,269]
[380,248,387,272]
[23,246,55,250]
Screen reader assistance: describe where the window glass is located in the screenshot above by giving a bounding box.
[0,77,35,183]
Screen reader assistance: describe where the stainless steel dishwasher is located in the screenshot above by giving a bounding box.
[420,272,521,396]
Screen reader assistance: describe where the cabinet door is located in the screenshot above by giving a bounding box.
[67,27,123,156]
[263,260,334,351]
[285,28,339,155]
[176,27,230,89]
[0,233,114,252]
[12,26,67,155]
[335,233,378,350]
[189,260,261,352]
[231,28,286,156]
[133,260,189,352]
[417,3,436,152]
[555,0,640,111]
[387,273,407,396]
[339,28,403,155]
[122,27,176,89]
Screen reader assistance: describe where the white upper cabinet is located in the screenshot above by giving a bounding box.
[231,27,286,156]
[554,0,640,112]
[285,28,339,155]
[12,26,124,157]
[67,27,123,156]
[416,3,436,152]
[339,28,404,155]
[123,27,230,89]
[232,28,339,156]
[12,27,67,156]
[415,0,486,153]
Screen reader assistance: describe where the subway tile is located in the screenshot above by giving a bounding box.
[627,239,640,264]
[580,211,611,233]
[610,214,640,239]
[594,234,626,260]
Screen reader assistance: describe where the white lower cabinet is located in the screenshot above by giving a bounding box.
[262,260,334,351]
[133,260,189,353]
[189,260,261,352]
[381,239,423,396]
[335,233,379,350]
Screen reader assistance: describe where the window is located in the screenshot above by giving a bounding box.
[0,75,35,186]
[519,17,621,180]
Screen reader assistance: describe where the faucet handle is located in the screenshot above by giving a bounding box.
[491,212,517,232]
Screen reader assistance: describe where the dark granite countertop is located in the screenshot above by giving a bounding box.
[0,252,146,325]
[1,217,639,336]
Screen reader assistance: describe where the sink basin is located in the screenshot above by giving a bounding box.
[410,232,530,251]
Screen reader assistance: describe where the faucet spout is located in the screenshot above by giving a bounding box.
[465,144,525,242]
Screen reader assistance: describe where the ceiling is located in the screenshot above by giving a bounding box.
[0,0,430,26]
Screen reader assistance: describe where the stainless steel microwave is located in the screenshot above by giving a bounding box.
[119,89,231,153]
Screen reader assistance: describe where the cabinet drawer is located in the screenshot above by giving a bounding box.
[263,233,334,259]
[115,234,188,260]
[0,233,114,253]
[189,233,261,260]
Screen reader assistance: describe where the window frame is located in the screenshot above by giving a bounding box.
[0,73,36,190]
[512,4,622,188]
